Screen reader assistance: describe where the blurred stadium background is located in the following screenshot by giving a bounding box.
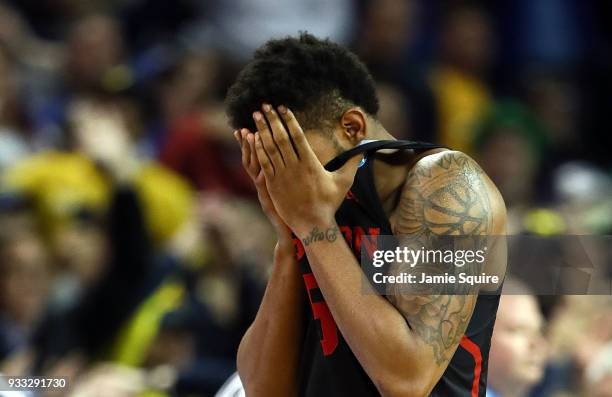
[0,0,611,396]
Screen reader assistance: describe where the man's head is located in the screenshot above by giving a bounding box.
[0,200,50,328]
[488,281,548,397]
[226,33,381,164]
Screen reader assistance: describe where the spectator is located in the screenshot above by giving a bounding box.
[472,101,548,203]
[431,4,495,154]
[34,13,130,148]
[0,45,30,170]
[488,280,548,397]
[523,72,585,173]
[358,0,437,141]
[0,194,50,361]
[586,342,612,397]
[472,100,551,233]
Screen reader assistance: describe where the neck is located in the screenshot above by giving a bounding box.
[367,127,445,215]
[367,128,411,212]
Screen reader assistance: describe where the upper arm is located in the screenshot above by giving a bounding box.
[392,149,505,238]
[387,150,506,391]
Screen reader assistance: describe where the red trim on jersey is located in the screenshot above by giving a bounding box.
[303,273,339,355]
[460,335,482,397]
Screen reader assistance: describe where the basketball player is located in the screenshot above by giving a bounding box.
[227,33,507,397]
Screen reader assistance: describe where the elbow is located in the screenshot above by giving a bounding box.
[236,333,272,397]
[236,331,254,389]
[236,333,247,374]
[236,354,258,397]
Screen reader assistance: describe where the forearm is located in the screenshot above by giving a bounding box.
[298,221,429,396]
[237,241,305,396]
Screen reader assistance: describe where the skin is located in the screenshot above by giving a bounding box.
[488,295,548,397]
[235,103,506,397]
[234,127,304,397]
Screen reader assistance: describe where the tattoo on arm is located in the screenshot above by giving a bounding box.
[388,151,493,365]
[302,226,340,246]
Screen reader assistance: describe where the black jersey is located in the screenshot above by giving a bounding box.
[294,140,501,397]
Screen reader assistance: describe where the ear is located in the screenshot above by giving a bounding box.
[340,108,368,143]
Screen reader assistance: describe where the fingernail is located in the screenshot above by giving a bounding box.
[262,104,271,112]
[278,105,287,114]
[253,112,262,121]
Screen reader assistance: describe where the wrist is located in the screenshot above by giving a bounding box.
[275,238,295,259]
[272,221,292,243]
[293,219,339,244]
[290,209,337,238]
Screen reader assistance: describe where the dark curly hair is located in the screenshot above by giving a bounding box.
[225,33,379,133]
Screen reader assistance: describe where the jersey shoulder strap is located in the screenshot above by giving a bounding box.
[324,139,444,172]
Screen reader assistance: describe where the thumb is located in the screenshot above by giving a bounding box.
[333,153,363,191]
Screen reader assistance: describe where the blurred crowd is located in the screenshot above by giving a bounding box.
[0,1,611,396]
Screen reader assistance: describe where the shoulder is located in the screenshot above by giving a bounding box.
[393,150,506,236]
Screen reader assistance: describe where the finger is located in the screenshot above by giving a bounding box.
[235,129,246,153]
[236,129,253,176]
[254,111,284,170]
[254,171,270,200]
[239,129,251,164]
[245,130,261,176]
[277,106,315,160]
[253,171,266,193]
[262,103,297,163]
[334,153,363,191]
[254,132,274,179]
[241,131,264,182]
[238,129,251,172]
